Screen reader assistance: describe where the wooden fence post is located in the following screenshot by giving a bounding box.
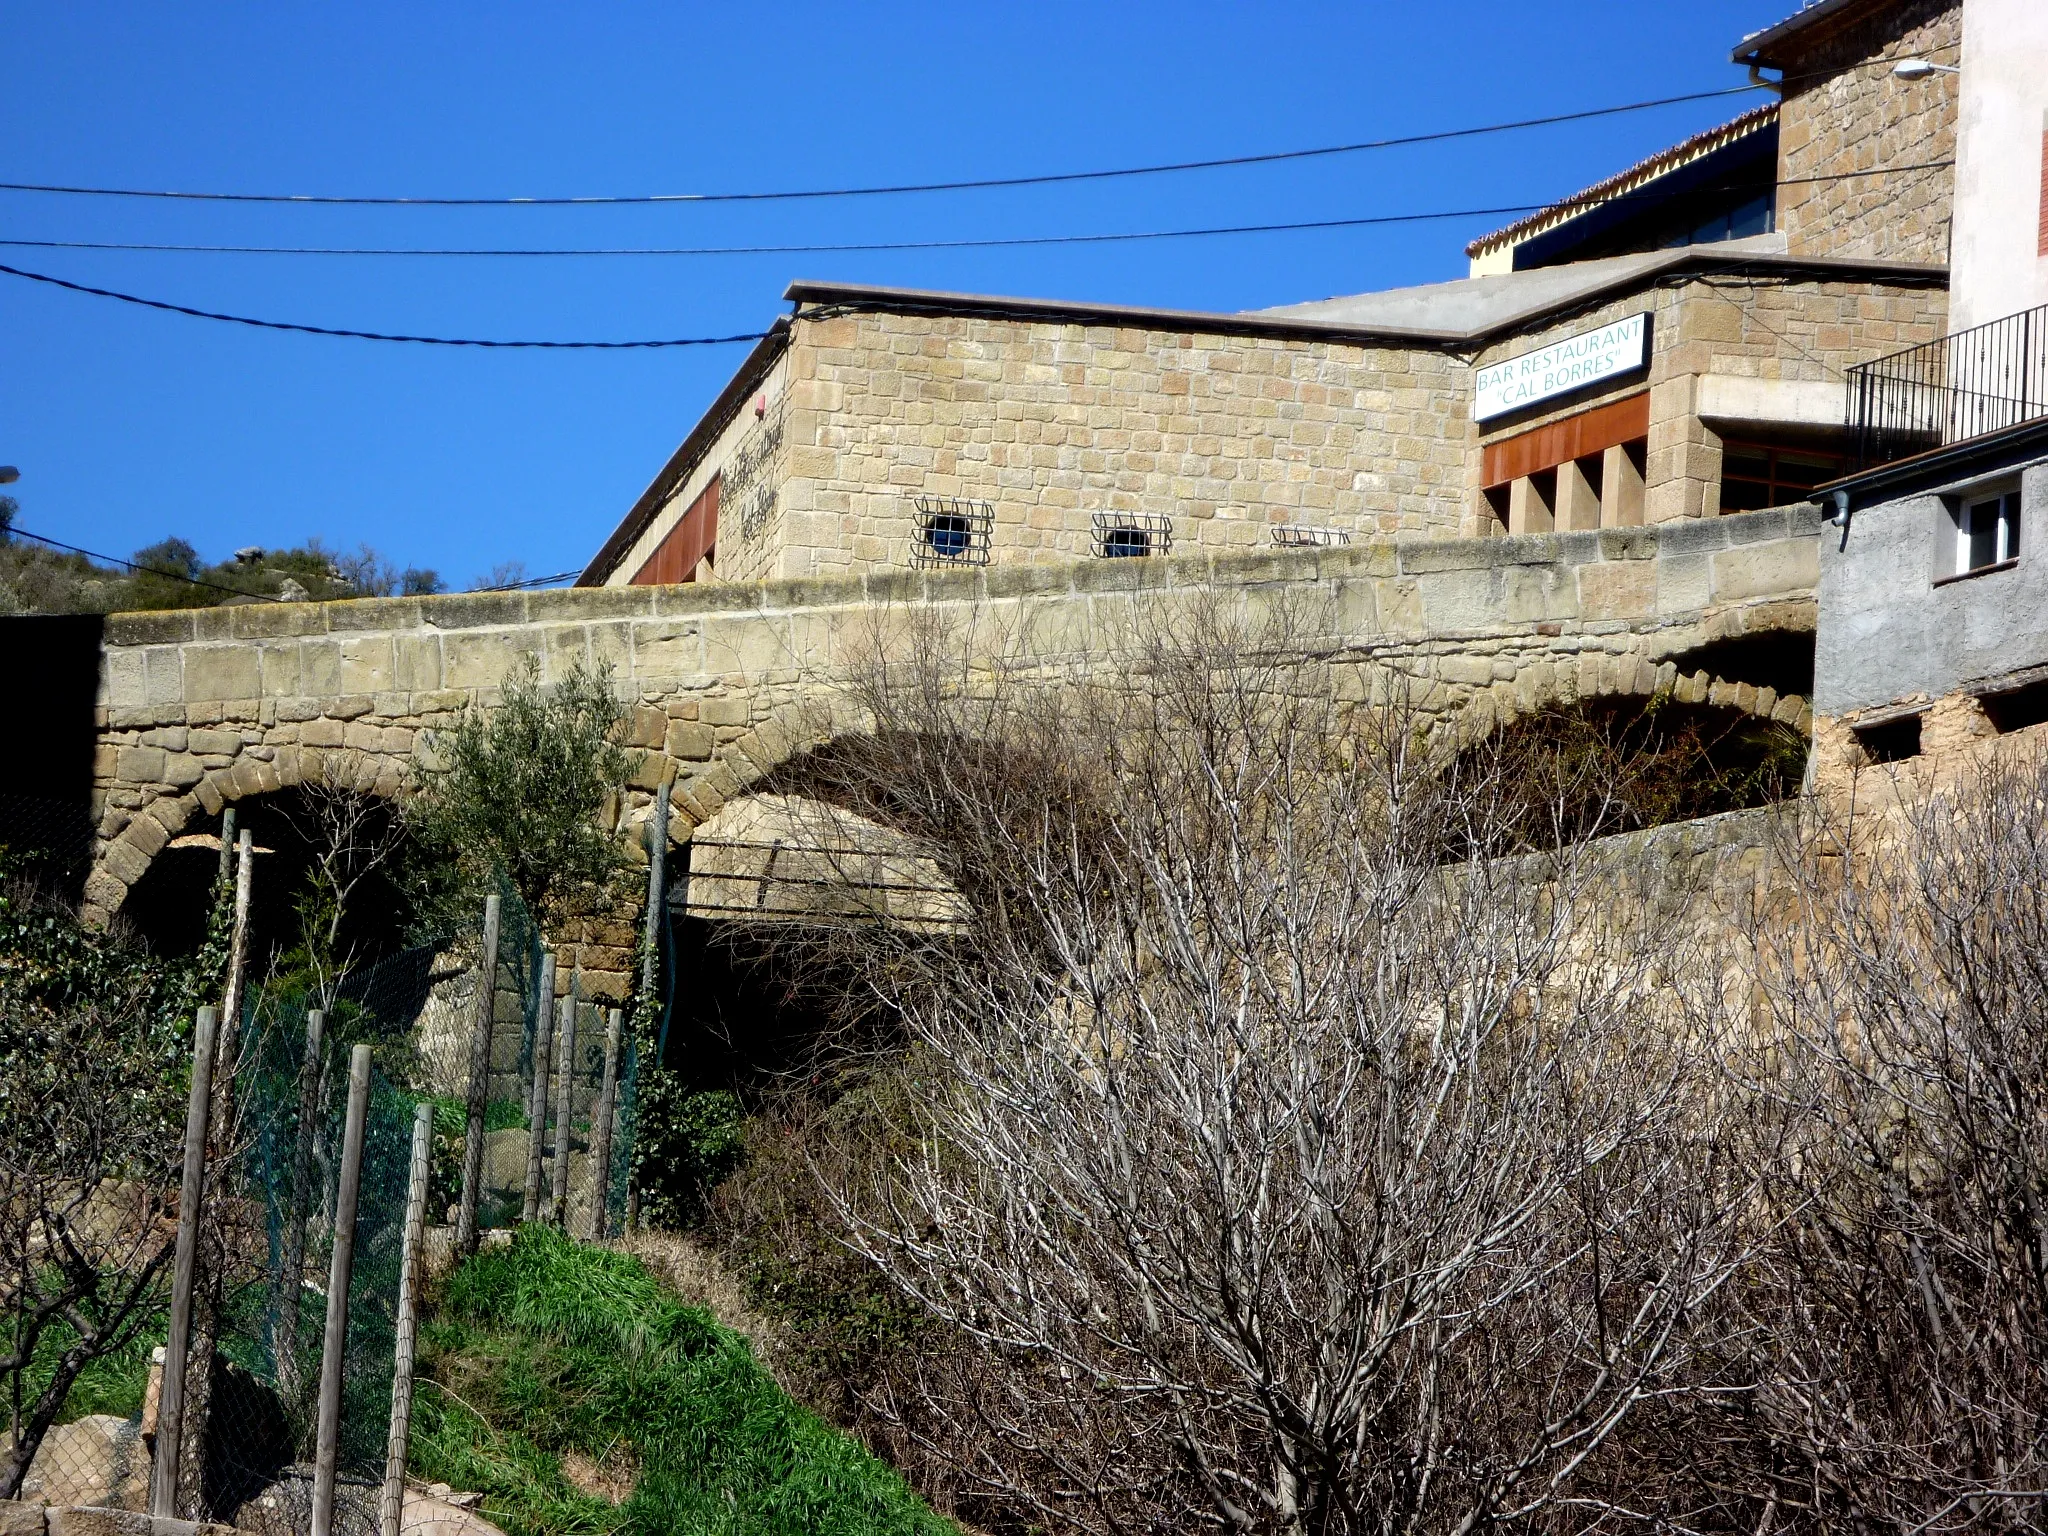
[275,1007,325,1406]
[149,1006,217,1519]
[215,806,236,892]
[456,893,502,1255]
[310,1045,372,1536]
[521,951,556,1223]
[380,1102,434,1536]
[588,1009,622,1242]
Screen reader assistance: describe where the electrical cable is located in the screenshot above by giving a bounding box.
[0,162,1954,259]
[0,84,1772,208]
[7,525,285,601]
[0,260,775,347]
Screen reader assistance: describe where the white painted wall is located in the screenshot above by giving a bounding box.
[1950,0,2048,333]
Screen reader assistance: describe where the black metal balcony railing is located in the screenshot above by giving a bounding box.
[1846,302,2048,470]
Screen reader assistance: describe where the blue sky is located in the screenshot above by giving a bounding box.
[1,2,1797,589]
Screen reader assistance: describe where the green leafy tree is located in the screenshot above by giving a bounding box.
[406,655,638,929]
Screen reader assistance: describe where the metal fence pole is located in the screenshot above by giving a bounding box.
[276,1007,325,1406]
[589,1008,622,1242]
[380,1103,434,1536]
[311,1044,372,1536]
[549,991,578,1227]
[457,893,502,1255]
[522,950,557,1223]
[149,1006,218,1519]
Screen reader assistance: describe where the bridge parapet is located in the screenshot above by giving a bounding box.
[84,505,1823,934]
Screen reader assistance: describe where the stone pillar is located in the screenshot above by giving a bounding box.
[1601,443,1646,527]
[1507,474,1554,534]
[1555,459,1602,530]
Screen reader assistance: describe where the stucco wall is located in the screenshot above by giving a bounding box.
[1772,0,1961,263]
[755,308,1474,578]
[1815,456,2048,717]
[1949,0,2048,331]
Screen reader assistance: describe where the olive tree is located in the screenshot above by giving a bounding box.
[406,654,638,928]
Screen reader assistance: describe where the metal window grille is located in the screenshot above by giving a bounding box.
[1846,303,2048,470]
[912,496,993,567]
[1090,511,1173,558]
[1271,524,1353,548]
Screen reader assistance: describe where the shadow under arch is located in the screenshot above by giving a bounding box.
[1442,686,1809,859]
[119,769,412,970]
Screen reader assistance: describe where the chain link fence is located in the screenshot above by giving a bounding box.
[12,880,643,1535]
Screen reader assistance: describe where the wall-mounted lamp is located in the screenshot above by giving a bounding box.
[1892,57,1960,80]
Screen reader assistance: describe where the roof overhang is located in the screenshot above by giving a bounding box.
[1732,0,1882,68]
[1818,417,2048,511]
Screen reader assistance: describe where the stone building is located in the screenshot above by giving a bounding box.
[581,2,1963,592]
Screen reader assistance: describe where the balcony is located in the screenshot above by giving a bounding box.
[1846,303,2048,470]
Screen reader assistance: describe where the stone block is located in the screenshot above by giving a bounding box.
[0,1499,46,1536]
[665,720,715,760]
[337,635,396,695]
[443,631,541,691]
[702,614,793,677]
[115,746,166,785]
[182,646,261,703]
[1709,540,1820,603]
[1576,559,1656,622]
[394,634,444,692]
[162,754,205,789]
[631,620,703,679]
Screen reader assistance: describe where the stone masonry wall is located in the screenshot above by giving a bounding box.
[1471,273,1947,526]
[1773,0,1961,263]
[760,308,1474,578]
[87,508,1826,983]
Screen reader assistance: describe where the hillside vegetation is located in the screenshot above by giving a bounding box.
[410,1226,951,1536]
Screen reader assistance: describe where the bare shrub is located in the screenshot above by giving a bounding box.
[1706,749,2048,1532]
[729,599,1753,1536]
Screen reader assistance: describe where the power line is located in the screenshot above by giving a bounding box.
[6,525,284,601]
[0,162,1955,263]
[0,85,1770,208]
[0,261,775,347]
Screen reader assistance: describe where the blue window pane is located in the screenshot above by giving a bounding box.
[1103,528,1150,557]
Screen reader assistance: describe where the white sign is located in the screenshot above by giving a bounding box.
[1473,313,1650,423]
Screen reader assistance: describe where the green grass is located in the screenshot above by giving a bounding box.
[410,1226,953,1536]
[9,1313,161,1424]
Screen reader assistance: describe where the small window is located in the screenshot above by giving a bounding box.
[1954,490,2021,575]
[1854,713,1923,764]
[1981,679,2048,734]
[1090,511,1172,559]
[912,496,992,567]
[1720,441,1847,513]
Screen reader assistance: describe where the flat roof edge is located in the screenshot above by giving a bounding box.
[782,279,1469,348]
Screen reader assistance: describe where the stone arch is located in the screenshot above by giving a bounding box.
[1441,650,1812,753]
[87,744,410,930]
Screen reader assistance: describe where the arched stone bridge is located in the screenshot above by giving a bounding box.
[85,504,1824,957]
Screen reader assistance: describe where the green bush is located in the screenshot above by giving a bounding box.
[411,1226,951,1536]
